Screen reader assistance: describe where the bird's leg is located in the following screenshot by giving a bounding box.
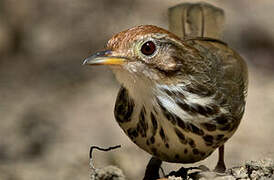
[143,157,162,180]
[214,144,226,173]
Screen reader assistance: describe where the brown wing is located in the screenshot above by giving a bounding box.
[184,38,248,120]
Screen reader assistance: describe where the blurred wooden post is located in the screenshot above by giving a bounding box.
[168,2,225,39]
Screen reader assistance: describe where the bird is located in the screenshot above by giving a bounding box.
[83,3,248,178]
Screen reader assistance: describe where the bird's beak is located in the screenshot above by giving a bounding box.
[83,50,126,66]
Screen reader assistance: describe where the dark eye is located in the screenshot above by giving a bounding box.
[141,41,156,56]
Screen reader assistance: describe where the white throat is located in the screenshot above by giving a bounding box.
[110,65,158,106]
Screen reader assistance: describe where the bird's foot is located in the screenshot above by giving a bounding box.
[167,166,189,179]
[166,165,210,179]
[214,161,226,173]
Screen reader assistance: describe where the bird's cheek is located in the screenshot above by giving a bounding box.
[155,57,178,72]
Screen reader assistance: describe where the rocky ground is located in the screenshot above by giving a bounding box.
[90,159,274,179]
[0,0,274,180]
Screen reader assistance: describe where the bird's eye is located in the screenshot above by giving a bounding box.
[141,41,156,56]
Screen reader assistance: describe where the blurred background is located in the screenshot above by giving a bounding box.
[0,0,274,179]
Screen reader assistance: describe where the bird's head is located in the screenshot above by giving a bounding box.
[84,25,196,97]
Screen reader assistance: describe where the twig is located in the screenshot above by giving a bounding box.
[89,145,121,170]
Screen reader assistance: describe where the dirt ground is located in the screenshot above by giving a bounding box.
[0,0,274,180]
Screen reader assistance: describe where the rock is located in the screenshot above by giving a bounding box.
[91,159,274,180]
[188,171,235,180]
[168,159,274,180]
[90,166,125,180]
[230,158,274,180]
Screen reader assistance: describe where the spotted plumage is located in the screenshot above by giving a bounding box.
[85,24,248,168]
[114,87,135,123]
